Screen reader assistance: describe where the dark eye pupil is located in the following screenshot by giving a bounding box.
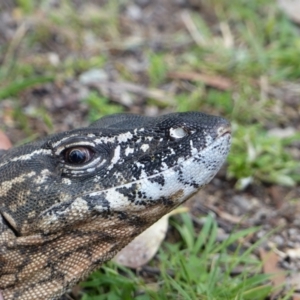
[68,149,87,164]
[63,146,94,165]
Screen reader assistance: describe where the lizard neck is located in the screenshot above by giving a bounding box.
[1,204,171,300]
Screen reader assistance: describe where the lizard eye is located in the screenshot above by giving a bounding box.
[64,147,94,164]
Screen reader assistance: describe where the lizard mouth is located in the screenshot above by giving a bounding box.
[83,131,232,211]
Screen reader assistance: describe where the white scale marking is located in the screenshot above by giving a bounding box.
[125,147,134,156]
[141,144,149,152]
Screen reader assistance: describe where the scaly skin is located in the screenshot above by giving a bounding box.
[0,112,231,299]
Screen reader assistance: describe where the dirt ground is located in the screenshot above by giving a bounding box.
[0,0,300,299]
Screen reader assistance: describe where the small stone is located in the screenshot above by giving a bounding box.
[232,195,253,213]
[79,69,108,84]
[272,235,285,247]
[288,228,298,238]
[126,5,142,20]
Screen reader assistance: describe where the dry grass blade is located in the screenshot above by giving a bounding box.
[89,81,175,105]
[168,71,233,91]
[259,248,286,299]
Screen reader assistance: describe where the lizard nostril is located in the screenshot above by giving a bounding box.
[217,125,231,138]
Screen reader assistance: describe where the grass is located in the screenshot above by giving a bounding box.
[228,124,300,188]
[81,214,273,300]
[0,76,54,99]
[85,91,123,122]
[0,0,299,299]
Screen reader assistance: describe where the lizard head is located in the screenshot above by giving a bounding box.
[0,112,231,236]
[0,112,231,299]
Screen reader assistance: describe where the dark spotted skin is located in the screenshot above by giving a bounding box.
[0,112,231,300]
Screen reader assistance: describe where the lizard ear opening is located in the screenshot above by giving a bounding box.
[1,212,19,237]
[168,126,195,140]
[0,150,7,158]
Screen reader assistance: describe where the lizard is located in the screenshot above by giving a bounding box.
[0,111,231,300]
